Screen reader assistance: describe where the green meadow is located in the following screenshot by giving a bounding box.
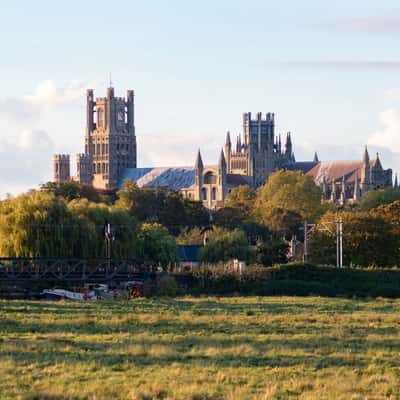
[1,297,400,400]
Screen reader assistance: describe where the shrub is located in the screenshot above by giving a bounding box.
[156,275,178,297]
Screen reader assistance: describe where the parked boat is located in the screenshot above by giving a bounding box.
[40,288,96,301]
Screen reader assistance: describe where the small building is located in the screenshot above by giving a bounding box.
[176,245,202,270]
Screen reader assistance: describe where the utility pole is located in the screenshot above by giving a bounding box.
[339,218,343,268]
[336,219,339,268]
[105,223,112,259]
[105,223,114,278]
[303,220,308,263]
[335,218,343,268]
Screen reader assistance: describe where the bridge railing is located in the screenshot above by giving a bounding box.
[0,258,149,282]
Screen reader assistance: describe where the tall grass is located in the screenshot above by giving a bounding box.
[0,297,399,399]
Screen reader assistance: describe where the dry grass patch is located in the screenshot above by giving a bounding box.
[0,297,400,399]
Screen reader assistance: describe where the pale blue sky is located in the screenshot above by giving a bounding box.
[0,0,400,195]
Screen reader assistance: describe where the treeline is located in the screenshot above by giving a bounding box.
[1,171,400,267]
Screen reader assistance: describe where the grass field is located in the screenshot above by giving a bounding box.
[1,297,400,400]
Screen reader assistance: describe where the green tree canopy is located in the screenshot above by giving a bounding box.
[200,228,251,263]
[68,199,141,259]
[254,170,323,230]
[213,206,246,229]
[310,211,400,267]
[40,181,102,203]
[371,200,400,236]
[255,238,289,266]
[257,207,303,239]
[176,227,205,245]
[0,191,141,259]
[358,188,400,211]
[224,185,256,219]
[139,223,177,267]
[116,179,209,234]
[0,192,84,257]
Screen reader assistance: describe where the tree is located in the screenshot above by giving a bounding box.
[255,238,289,266]
[310,211,400,267]
[139,223,177,267]
[200,228,251,262]
[358,188,400,211]
[116,179,209,234]
[182,198,210,228]
[116,180,159,222]
[40,181,102,203]
[224,185,256,219]
[258,207,303,239]
[371,200,400,236]
[213,206,246,229]
[0,192,84,257]
[68,199,141,259]
[254,171,323,238]
[176,227,205,245]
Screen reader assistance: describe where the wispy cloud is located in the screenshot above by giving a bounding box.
[139,132,221,167]
[0,80,97,122]
[384,88,400,101]
[274,60,400,71]
[369,108,400,155]
[0,129,55,198]
[334,16,400,34]
[0,80,97,196]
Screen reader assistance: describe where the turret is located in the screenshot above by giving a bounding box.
[257,112,262,151]
[340,176,346,205]
[76,153,93,185]
[218,148,227,170]
[331,179,337,202]
[86,89,94,136]
[218,148,227,201]
[195,149,203,173]
[127,89,135,134]
[354,175,360,201]
[285,132,292,159]
[278,134,282,154]
[321,177,327,200]
[225,131,231,173]
[107,86,114,99]
[361,145,370,192]
[194,149,204,201]
[53,154,71,184]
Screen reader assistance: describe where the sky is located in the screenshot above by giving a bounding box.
[0,0,400,196]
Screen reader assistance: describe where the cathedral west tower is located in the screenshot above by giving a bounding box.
[84,87,136,189]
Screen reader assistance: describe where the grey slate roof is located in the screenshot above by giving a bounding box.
[119,167,195,190]
[176,245,202,262]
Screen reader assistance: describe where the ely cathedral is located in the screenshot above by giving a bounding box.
[54,87,393,209]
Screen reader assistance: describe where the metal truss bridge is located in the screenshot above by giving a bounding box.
[0,258,149,284]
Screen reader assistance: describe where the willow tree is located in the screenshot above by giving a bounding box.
[0,191,81,257]
[68,199,141,259]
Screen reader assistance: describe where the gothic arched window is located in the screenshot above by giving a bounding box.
[212,188,216,201]
[204,172,216,184]
[98,108,104,128]
[201,188,207,200]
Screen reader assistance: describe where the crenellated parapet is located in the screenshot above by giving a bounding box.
[76,153,93,185]
[53,154,70,184]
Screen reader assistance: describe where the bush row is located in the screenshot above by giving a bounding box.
[176,263,400,298]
